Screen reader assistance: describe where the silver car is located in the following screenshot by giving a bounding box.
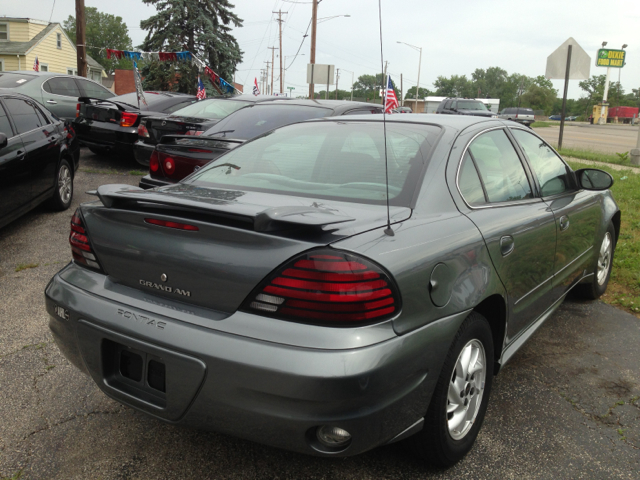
[0,71,113,120]
[46,114,619,466]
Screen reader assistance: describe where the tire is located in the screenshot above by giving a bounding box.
[88,146,111,156]
[575,222,616,300]
[48,159,74,211]
[409,311,494,467]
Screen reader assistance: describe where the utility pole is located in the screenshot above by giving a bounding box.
[335,68,339,100]
[268,47,277,95]
[308,0,318,98]
[75,0,87,77]
[264,61,271,95]
[273,10,288,94]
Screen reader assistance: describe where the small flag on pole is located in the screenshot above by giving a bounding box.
[253,78,260,96]
[197,76,207,100]
[384,74,398,113]
[33,56,39,72]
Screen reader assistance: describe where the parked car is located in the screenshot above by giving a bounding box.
[46,114,619,466]
[0,90,79,229]
[0,71,113,121]
[497,107,535,127]
[566,115,578,121]
[74,92,198,160]
[548,114,576,121]
[135,94,285,166]
[392,106,413,114]
[436,98,496,118]
[139,99,384,189]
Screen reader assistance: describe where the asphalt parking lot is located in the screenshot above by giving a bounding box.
[1,147,639,479]
[534,123,639,154]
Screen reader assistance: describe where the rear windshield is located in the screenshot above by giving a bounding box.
[457,101,488,111]
[170,99,248,120]
[187,121,441,206]
[112,92,176,109]
[0,73,37,88]
[203,104,332,140]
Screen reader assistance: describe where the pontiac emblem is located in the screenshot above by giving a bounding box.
[162,120,167,126]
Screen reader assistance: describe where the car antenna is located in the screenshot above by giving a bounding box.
[378,0,394,237]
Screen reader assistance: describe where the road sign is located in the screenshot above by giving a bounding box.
[545,37,591,80]
[596,49,626,68]
[307,64,335,85]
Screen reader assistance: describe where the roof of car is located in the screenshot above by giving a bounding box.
[241,99,383,114]
[313,112,502,130]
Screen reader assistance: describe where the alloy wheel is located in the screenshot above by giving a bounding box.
[597,232,612,285]
[447,339,486,440]
[58,165,72,204]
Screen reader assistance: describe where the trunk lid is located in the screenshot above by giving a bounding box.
[146,116,217,145]
[82,183,410,314]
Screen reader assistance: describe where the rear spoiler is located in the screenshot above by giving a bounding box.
[77,97,127,111]
[157,135,242,151]
[91,184,354,232]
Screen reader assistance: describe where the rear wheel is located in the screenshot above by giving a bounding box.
[48,159,73,211]
[409,312,494,467]
[575,222,616,300]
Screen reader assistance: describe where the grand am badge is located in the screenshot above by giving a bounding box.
[139,279,191,297]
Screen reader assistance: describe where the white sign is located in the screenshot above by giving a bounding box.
[307,64,335,85]
[545,37,591,80]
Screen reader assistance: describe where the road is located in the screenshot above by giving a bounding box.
[534,123,639,154]
[1,148,639,479]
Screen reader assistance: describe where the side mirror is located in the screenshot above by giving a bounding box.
[0,132,7,149]
[575,168,614,191]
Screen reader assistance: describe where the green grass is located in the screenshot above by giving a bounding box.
[568,161,640,316]
[15,263,39,272]
[80,168,146,176]
[128,170,147,176]
[531,121,554,128]
[560,147,635,166]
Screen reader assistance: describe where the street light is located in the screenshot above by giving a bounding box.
[283,54,304,96]
[602,41,608,47]
[397,41,422,112]
[619,43,628,84]
[340,68,355,101]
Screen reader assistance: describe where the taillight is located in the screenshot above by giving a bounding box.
[76,103,80,118]
[120,112,139,127]
[138,123,150,137]
[162,156,176,176]
[184,130,204,136]
[69,209,104,272]
[145,218,199,231]
[149,150,160,173]
[241,249,400,326]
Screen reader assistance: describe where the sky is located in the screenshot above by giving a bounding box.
[3,0,639,102]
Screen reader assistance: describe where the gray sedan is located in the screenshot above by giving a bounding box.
[45,114,618,466]
[0,71,113,120]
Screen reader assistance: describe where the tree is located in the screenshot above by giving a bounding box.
[63,7,133,74]
[140,0,243,94]
[433,75,474,98]
[578,74,626,116]
[352,74,397,101]
[404,86,431,100]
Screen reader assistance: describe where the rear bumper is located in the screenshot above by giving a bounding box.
[133,141,154,166]
[74,120,137,152]
[45,263,464,457]
[139,175,173,190]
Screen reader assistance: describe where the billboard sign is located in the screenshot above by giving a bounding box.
[596,49,626,68]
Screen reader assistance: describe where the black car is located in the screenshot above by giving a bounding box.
[0,90,79,229]
[135,95,290,166]
[74,91,197,161]
[436,98,496,118]
[139,99,384,189]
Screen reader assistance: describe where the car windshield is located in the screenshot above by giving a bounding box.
[170,99,248,119]
[0,73,37,88]
[203,104,332,140]
[187,121,441,206]
[457,101,488,111]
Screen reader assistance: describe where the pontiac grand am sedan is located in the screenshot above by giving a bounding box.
[45,114,618,466]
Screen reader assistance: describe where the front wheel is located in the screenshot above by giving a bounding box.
[48,159,74,211]
[408,312,494,467]
[575,222,616,300]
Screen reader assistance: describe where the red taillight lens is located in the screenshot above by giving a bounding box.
[138,123,149,137]
[149,150,160,173]
[145,218,199,231]
[241,249,400,326]
[162,156,176,176]
[184,130,204,136]
[76,103,81,118]
[120,112,139,127]
[69,209,104,272]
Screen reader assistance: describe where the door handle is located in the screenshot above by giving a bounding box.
[46,100,58,105]
[500,236,515,256]
[16,150,25,160]
[559,215,570,231]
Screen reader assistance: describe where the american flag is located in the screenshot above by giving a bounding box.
[253,77,260,96]
[33,56,39,72]
[197,76,206,100]
[384,74,398,113]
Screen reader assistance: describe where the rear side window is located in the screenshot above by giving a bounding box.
[77,79,112,100]
[43,77,81,97]
[164,100,197,113]
[458,152,486,206]
[468,129,532,203]
[0,103,15,137]
[4,98,45,134]
[444,100,452,109]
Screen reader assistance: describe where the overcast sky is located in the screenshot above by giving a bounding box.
[4,0,639,102]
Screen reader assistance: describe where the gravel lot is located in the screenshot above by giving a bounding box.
[1,148,639,479]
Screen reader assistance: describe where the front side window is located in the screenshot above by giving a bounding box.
[0,103,14,137]
[189,121,441,206]
[511,129,574,197]
[4,98,45,134]
[468,129,532,203]
[457,100,488,111]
